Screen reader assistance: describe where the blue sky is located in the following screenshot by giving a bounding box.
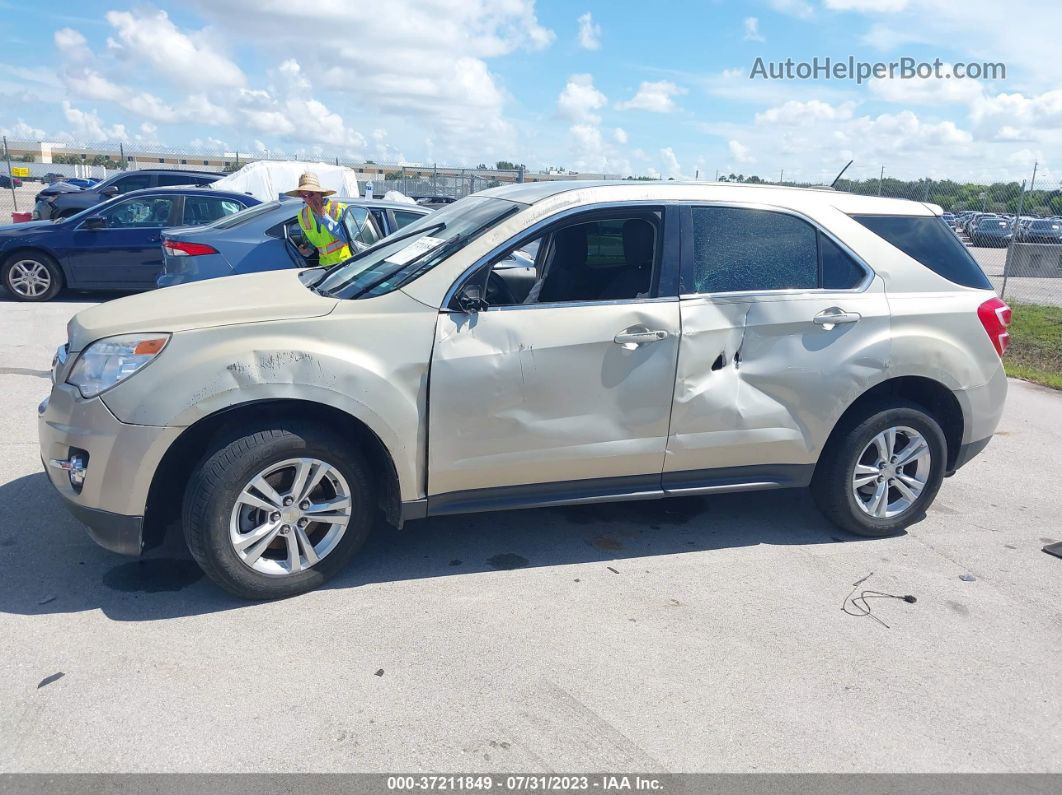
[1,0,1059,185]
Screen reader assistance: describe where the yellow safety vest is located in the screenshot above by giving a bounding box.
[297,200,351,267]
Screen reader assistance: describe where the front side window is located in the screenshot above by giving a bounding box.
[691,207,818,293]
[481,213,661,307]
[96,196,175,228]
[343,205,380,248]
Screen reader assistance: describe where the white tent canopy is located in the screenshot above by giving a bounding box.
[209,160,360,202]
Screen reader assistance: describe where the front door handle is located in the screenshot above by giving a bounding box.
[813,307,861,329]
[614,328,669,349]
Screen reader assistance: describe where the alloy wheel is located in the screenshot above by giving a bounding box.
[851,425,932,519]
[228,457,353,576]
[8,260,52,298]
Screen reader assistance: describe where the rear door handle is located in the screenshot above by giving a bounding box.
[614,329,669,348]
[813,307,861,328]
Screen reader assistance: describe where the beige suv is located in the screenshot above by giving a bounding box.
[39,181,1010,599]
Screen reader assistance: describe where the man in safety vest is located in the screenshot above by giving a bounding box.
[285,172,351,267]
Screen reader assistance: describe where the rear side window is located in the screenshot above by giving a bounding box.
[692,207,818,292]
[690,207,866,293]
[850,214,991,289]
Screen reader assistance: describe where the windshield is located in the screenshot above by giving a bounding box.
[315,195,523,299]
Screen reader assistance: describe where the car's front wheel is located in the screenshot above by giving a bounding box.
[2,252,63,301]
[182,422,375,599]
[811,401,947,537]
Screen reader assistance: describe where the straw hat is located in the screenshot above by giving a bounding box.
[284,172,335,197]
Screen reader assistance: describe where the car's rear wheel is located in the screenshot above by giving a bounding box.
[2,252,63,301]
[811,401,947,537]
[182,422,374,599]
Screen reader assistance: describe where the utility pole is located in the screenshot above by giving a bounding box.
[779,168,784,184]
[714,169,719,181]
[1029,160,1038,193]
[878,165,885,196]
[3,136,17,213]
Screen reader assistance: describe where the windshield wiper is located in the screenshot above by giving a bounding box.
[316,221,447,295]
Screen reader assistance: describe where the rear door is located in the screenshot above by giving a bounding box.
[663,204,889,490]
[66,193,180,287]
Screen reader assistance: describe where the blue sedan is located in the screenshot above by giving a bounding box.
[157,197,431,287]
[0,186,259,301]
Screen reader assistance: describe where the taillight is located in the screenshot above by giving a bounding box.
[977,296,1011,357]
[163,240,218,257]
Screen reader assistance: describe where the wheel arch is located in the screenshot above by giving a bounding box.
[819,375,964,474]
[142,398,402,550]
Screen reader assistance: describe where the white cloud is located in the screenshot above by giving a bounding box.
[824,0,909,11]
[104,8,245,88]
[54,28,92,63]
[860,24,928,50]
[728,140,754,163]
[613,127,628,144]
[557,73,607,124]
[660,146,682,177]
[755,99,857,125]
[743,17,765,42]
[615,80,687,113]
[768,0,814,19]
[869,67,985,105]
[60,101,129,142]
[577,12,601,50]
[186,0,554,158]
[0,120,47,140]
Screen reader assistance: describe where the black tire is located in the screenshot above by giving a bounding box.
[811,400,947,537]
[182,421,375,600]
[2,251,63,302]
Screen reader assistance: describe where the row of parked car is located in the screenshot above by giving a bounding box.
[1,169,434,301]
[942,210,1062,248]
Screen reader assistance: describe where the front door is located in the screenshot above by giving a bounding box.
[67,194,179,287]
[427,207,682,504]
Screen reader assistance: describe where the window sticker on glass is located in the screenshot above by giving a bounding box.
[384,236,446,266]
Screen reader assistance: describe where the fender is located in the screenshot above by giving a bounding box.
[100,294,441,503]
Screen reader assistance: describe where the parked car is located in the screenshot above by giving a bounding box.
[1018,218,1062,244]
[0,174,23,189]
[38,181,1009,599]
[156,198,431,287]
[34,168,222,221]
[970,217,1014,247]
[1,187,258,301]
[63,177,101,189]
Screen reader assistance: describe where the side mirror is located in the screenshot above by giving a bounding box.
[82,216,107,230]
[100,185,118,197]
[457,283,489,313]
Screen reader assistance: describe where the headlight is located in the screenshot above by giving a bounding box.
[66,333,170,398]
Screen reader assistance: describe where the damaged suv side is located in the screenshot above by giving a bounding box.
[39,181,1009,599]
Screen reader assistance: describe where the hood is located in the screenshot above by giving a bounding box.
[0,220,55,236]
[37,182,82,197]
[67,268,338,351]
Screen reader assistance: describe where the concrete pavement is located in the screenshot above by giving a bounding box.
[1,297,1060,773]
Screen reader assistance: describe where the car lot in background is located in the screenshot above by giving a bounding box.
[1019,219,1062,244]
[0,186,258,301]
[970,217,1013,247]
[34,168,222,221]
[157,197,431,287]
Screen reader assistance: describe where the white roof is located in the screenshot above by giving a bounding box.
[479,180,939,216]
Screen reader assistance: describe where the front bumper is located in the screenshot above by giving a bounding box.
[38,385,182,556]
